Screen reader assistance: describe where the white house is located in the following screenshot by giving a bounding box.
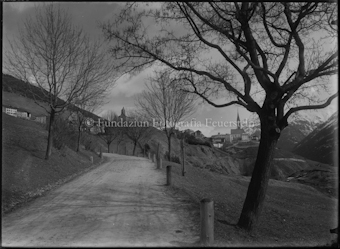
[17,108,31,119]
[211,133,231,148]
[241,133,250,141]
[2,105,18,117]
[2,105,31,119]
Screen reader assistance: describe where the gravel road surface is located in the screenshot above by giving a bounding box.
[2,153,199,247]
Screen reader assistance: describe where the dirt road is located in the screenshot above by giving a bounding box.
[2,154,199,247]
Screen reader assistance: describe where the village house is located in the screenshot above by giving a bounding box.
[2,105,31,119]
[211,133,231,148]
[2,105,17,117]
[194,130,204,139]
[34,115,47,124]
[230,111,250,142]
[210,111,252,147]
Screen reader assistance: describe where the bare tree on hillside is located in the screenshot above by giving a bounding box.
[4,4,116,160]
[101,2,338,230]
[98,111,121,153]
[123,110,151,156]
[71,94,107,152]
[136,68,196,161]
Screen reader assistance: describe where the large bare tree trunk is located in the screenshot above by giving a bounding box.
[237,117,279,230]
[45,109,56,160]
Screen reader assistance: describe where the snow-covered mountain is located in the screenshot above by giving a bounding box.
[293,112,338,166]
[243,111,330,151]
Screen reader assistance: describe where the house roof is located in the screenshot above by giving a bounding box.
[211,134,227,139]
[230,128,245,134]
[17,107,30,113]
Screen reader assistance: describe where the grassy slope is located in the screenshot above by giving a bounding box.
[2,113,105,214]
[161,160,338,247]
[2,91,49,116]
[108,127,337,197]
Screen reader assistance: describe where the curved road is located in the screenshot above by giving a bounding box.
[2,154,199,247]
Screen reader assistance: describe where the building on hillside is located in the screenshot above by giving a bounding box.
[33,115,47,124]
[2,105,31,119]
[194,130,204,139]
[241,133,250,141]
[2,105,18,117]
[211,133,231,148]
[17,108,31,119]
[118,107,127,121]
[230,110,253,142]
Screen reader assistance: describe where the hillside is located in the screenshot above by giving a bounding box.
[161,160,337,246]
[2,113,106,214]
[2,73,101,121]
[293,112,338,166]
[108,127,337,198]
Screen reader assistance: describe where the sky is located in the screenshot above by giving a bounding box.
[2,2,338,137]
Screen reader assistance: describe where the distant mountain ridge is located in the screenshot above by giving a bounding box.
[293,112,338,166]
[243,114,324,151]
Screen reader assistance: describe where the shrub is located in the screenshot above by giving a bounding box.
[186,135,212,147]
[164,151,181,164]
[52,116,75,150]
[83,134,97,152]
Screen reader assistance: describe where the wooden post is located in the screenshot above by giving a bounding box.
[157,143,160,160]
[90,156,93,164]
[152,153,156,163]
[156,143,160,169]
[166,166,172,186]
[200,198,214,246]
[181,138,186,176]
[99,147,102,158]
[158,158,162,169]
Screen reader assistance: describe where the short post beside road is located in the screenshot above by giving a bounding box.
[181,138,186,176]
[158,158,162,169]
[99,147,102,158]
[90,156,93,164]
[156,143,160,169]
[200,198,214,246]
[166,165,172,186]
[152,153,155,163]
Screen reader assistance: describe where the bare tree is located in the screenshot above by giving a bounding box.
[70,96,105,152]
[98,111,121,153]
[123,110,151,156]
[4,3,115,160]
[136,68,196,161]
[101,2,338,230]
